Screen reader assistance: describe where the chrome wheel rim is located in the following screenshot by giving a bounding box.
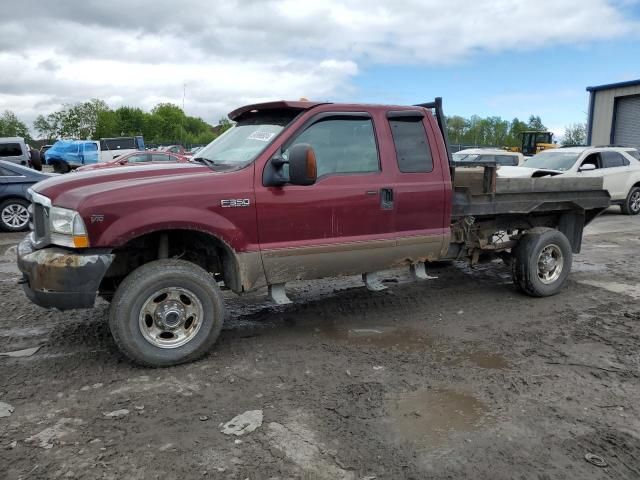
[138,287,204,348]
[1,203,29,229]
[630,191,640,213]
[537,244,563,284]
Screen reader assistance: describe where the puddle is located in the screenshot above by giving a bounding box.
[387,388,489,448]
[576,279,640,299]
[315,324,434,351]
[467,351,510,369]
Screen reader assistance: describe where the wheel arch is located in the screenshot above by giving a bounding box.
[101,228,266,296]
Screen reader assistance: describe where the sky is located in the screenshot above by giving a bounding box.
[1,0,640,138]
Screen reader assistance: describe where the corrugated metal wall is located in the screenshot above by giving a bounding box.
[613,96,640,147]
[591,84,640,145]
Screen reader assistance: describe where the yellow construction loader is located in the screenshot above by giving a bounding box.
[507,131,559,156]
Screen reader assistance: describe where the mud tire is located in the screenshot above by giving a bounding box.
[511,227,572,297]
[109,259,225,367]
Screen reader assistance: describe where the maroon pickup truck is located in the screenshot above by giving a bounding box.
[17,98,609,366]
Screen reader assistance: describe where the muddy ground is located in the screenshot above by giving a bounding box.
[1,209,640,479]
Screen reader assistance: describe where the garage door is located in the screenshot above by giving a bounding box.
[613,95,640,147]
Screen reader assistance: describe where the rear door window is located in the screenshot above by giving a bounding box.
[388,117,433,173]
[601,151,628,168]
[0,143,23,157]
[624,150,639,160]
[151,154,176,162]
[126,154,150,163]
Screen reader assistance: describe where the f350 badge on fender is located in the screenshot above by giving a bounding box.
[220,199,251,208]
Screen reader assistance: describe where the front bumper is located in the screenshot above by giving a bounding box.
[17,235,114,310]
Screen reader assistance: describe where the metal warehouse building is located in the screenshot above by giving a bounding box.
[587,79,640,147]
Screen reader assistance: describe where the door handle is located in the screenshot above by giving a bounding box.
[381,188,393,209]
[365,190,377,195]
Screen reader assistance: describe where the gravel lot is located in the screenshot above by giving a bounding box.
[1,209,640,479]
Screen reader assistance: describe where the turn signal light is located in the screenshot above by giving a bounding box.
[73,235,89,248]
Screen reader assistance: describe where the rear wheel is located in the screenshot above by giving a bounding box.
[0,198,30,232]
[30,149,42,171]
[621,186,640,215]
[52,161,70,174]
[511,227,572,297]
[109,259,225,367]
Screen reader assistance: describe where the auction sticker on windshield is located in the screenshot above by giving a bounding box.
[247,130,276,142]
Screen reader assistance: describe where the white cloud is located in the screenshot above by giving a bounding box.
[0,0,637,129]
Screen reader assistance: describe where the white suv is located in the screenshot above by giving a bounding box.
[499,146,640,215]
[0,137,30,166]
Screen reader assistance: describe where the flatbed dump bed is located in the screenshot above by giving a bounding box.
[452,170,610,218]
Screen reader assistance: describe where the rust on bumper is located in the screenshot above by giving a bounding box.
[17,236,114,310]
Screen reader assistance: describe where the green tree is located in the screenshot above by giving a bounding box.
[527,115,546,131]
[114,106,146,137]
[0,111,30,139]
[33,114,57,140]
[562,123,586,146]
[30,98,221,145]
[446,115,468,145]
[506,118,529,147]
[94,110,119,139]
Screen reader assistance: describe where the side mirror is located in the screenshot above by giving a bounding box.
[579,163,596,172]
[288,144,317,186]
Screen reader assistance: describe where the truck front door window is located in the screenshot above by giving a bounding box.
[285,117,379,178]
[389,117,433,173]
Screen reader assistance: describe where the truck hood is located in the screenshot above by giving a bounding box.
[32,163,214,209]
[497,166,564,178]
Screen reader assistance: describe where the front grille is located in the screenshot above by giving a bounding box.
[33,203,47,240]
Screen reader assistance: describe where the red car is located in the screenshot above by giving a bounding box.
[75,150,189,172]
[160,145,192,157]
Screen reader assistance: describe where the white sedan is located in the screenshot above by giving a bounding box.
[499,146,640,215]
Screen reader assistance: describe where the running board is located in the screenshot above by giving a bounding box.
[268,283,292,305]
[363,272,387,291]
[410,262,438,281]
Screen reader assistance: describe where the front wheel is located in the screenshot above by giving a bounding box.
[511,228,572,297]
[109,259,225,367]
[621,186,640,215]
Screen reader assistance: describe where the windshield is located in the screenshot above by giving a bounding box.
[452,153,480,162]
[523,151,581,171]
[195,110,299,169]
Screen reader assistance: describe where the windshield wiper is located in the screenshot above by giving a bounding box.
[192,157,225,170]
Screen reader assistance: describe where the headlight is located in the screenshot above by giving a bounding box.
[49,206,89,248]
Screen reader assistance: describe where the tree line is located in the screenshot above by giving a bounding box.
[31,99,230,146]
[446,114,586,147]
[0,100,586,147]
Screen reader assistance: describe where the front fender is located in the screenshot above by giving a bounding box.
[91,205,257,252]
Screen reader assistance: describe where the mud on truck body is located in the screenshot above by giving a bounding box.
[17,98,610,367]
